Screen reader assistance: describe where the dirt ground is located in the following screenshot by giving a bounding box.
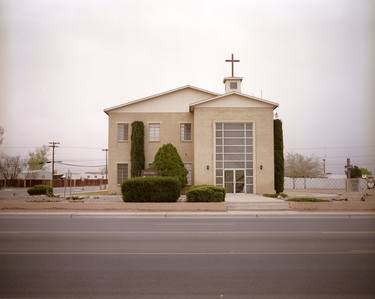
[287,188,375,211]
[0,197,227,213]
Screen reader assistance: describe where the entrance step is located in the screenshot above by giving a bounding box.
[227,202,289,211]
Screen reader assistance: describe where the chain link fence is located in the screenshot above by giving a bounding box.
[284,177,368,191]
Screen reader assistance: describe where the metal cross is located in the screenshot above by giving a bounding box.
[225,53,240,77]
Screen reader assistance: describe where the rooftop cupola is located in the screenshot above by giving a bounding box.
[224,53,242,93]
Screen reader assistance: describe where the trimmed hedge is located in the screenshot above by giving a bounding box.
[121,176,181,202]
[27,185,53,196]
[186,185,225,202]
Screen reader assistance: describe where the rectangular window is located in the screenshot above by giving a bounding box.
[215,122,254,194]
[180,123,192,141]
[224,130,244,138]
[149,123,160,142]
[117,123,128,141]
[230,82,237,89]
[224,123,244,130]
[224,139,245,145]
[117,163,128,184]
[184,163,193,185]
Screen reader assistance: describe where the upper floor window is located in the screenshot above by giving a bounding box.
[117,123,128,141]
[180,123,192,141]
[149,123,160,142]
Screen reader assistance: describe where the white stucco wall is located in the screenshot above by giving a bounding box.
[193,106,275,194]
[111,88,216,113]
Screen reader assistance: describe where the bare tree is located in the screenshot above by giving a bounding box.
[0,126,4,144]
[0,153,24,187]
[27,145,49,171]
[285,153,323,178]
[285,153,323,188]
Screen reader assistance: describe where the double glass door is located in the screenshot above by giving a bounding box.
[224,169,245,193]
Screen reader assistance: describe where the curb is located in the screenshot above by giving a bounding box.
[1,211,375,217]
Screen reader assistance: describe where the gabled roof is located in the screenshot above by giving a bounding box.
[189,91,279,111]
[104,85,220,114]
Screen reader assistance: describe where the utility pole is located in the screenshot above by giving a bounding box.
[345,158,352,179]
[49,141,60,187]
[102,148,108,187]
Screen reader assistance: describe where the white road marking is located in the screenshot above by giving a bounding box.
[0,250,374,255]
[0,230,374,234]
[152,222,234,226]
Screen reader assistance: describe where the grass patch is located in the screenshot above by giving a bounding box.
[263,192,288,198]
[287,197,329,202]
[76,190,110,196]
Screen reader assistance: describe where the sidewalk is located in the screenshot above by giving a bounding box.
[225,193,289,211]
[1,188,374,214]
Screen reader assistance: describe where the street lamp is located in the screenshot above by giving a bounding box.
[102,148,108,187]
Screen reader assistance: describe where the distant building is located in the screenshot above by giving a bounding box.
[83,171,105,179]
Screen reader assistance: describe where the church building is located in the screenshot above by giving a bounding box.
[104,55,279,195]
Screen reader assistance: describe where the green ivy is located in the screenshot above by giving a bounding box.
[130,121,145,177]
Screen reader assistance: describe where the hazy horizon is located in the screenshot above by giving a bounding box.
[1,0,374,175]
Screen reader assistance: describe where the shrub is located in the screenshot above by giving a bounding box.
[350,166,362,178]
[121,176,181,202]
[286,197,329,202]
[274,119,284,193]
[152,143,188,187]
[263,192,288,198]
[186,185,225,202]
[130,121,145,177]
[27,185,53,196]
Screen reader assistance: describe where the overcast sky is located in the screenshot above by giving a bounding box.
[0,0,374,174]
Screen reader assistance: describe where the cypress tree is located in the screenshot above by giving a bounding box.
[274,119,284,193]
[152,143,188,187]
[130,121,145,177]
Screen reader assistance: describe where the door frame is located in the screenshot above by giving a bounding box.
[224,169,245,194]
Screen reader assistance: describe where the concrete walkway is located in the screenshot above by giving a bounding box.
[225,193,290,211]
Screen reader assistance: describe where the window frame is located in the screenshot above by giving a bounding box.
[184,162,193,186]
[230,82,238,89]
[117,123,129,142]
[148,123,160,142]
[180,123,192,142]
[117,163,129,185]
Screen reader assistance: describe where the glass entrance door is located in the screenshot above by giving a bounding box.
[224,169,245,193]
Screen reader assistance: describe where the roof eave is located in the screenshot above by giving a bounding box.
[189,91,279,110]
[103,85,220,113]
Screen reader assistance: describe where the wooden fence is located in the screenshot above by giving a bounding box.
[0,179,108,188]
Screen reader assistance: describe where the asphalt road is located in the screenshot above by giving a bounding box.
[0,215,374,298]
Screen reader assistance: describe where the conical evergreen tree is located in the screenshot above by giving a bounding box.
[130,121,145,177]
[274,119,284,193]
[153,143,187,187]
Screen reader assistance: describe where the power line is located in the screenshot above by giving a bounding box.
[0,144,105,150]
[56,162,105,167]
